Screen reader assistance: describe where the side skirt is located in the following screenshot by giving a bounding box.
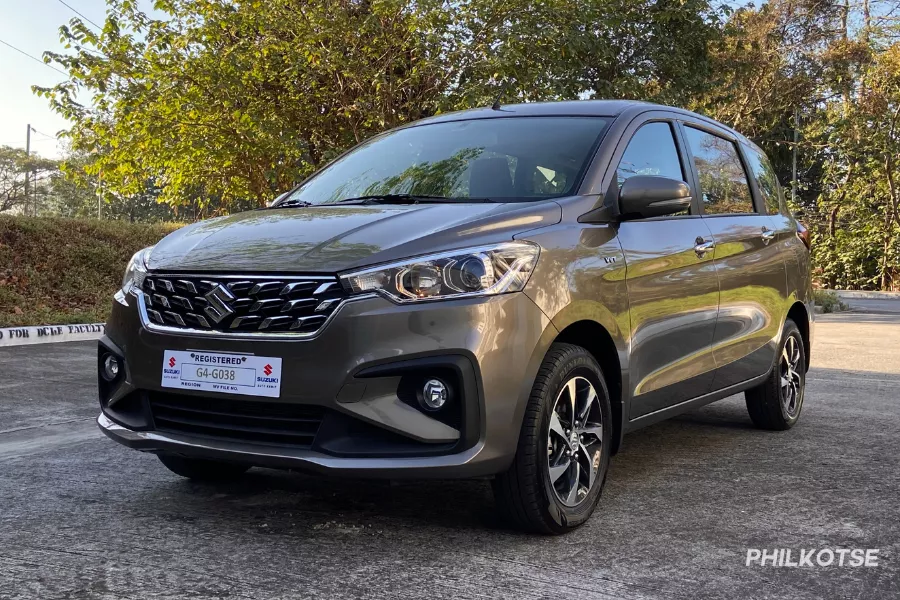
[623,369,770,434]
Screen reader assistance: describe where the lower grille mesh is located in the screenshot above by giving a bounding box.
[149,393,324,447]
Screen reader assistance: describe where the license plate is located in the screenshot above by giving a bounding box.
[161,350,282,398]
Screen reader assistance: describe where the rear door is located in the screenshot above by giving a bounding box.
[679,122,788,389]
[613,116,721,419]
[743,144,804,300]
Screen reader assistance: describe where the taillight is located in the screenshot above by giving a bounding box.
[796,221,811,250]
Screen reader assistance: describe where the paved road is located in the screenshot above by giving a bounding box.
[842,296,900,314]
[1,311,898,599]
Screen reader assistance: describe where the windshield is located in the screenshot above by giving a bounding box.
[283,117,608,204]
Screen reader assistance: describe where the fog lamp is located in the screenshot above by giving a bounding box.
[102,354,121,381]
[420,378,448,411]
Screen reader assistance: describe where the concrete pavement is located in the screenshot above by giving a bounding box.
[1,311,898,599]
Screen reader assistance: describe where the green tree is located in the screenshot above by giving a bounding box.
[694,0,900,290]
[37,0,720,215]
[0,146,59,214]
[811,43,900,290]
[45,149,179,222]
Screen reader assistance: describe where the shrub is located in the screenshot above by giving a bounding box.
[813,289,849,313]
[0,215,181,326]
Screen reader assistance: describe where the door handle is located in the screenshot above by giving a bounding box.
[694,238,715,257]
[761,227,776,244]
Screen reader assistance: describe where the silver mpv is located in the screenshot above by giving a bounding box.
[98,100,813,533]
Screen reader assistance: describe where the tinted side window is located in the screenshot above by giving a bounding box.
[744,145,783,215]
[616,122,688,216]
[684,126,755,215]
[617,122,684,186]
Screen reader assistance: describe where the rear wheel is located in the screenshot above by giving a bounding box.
[745,318,806,430]
[493,343,612,534]
[157,453,251,481]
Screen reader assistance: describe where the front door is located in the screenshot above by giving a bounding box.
[613,120,721,419]
[680,124,788,389]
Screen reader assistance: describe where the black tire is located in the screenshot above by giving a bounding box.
[157,453,251,481]
[493,343,613,534]
[745,318,807,430]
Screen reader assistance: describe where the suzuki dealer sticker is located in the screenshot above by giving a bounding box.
[161,350,282,398]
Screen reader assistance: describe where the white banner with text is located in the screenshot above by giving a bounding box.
[0,323,105,347]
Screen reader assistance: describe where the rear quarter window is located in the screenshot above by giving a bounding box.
[744,145,785,216]
[684,126,756,215]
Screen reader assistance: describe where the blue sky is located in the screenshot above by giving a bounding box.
[0,0,158,158]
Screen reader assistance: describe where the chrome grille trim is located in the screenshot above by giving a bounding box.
[176,279,198,294]
[315,298,340,312]
[136,273,369,339]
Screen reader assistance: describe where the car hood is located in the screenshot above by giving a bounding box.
[147,202,561,273]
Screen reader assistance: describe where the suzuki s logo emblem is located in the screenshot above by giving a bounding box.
[203,284,236,324]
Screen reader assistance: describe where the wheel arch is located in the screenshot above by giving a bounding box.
[552,320,625,455]
[786,301,811,371]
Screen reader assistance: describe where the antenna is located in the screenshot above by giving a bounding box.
[491,89,503,110]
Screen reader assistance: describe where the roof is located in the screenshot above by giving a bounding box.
[407,99,755,148]
[415,100,644,125]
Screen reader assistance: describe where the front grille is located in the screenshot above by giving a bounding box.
[141,274,347,335]
[149,393,325,447]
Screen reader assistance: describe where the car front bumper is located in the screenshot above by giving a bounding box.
[99,412,497,479]
[98,288,555,479]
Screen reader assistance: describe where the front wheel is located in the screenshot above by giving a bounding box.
[157,453,251,481]
[493,343,612,534]
[745,318,807,430]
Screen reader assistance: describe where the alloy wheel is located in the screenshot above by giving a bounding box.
[547,376,603,507]
[780,334,803,417]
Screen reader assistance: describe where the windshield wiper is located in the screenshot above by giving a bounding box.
[334,194,495,205]
[273,198,314,208]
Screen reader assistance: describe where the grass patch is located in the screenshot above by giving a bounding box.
[0,216,182,327]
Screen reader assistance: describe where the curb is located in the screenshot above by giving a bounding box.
[0,323,105,347]
[827,290,900,300]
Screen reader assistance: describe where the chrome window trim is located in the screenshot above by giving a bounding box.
[133,273,374,340]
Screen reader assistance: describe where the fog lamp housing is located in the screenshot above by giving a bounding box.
[102,353,121,382]
[420,378,449,411]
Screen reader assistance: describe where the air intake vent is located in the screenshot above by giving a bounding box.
[149,393,325,447]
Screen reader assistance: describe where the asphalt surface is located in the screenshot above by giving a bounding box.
[840,296,900,314]
[2,308,899,599]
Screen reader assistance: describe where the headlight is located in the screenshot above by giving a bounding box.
[340,242,540,303]
[122,246,154,293]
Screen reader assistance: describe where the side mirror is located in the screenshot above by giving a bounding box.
[618,176,692,220]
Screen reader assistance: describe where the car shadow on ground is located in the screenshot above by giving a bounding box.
[147,465,501,533]
[139,397,762,535]
[132,365,898,538]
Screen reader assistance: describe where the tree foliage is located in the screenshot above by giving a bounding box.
[37,0,719,215]
[49,150,179,222]
[0,146,59,214]
[810,42,900,290]
[693,0,900,290]
[34,0,900,288]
